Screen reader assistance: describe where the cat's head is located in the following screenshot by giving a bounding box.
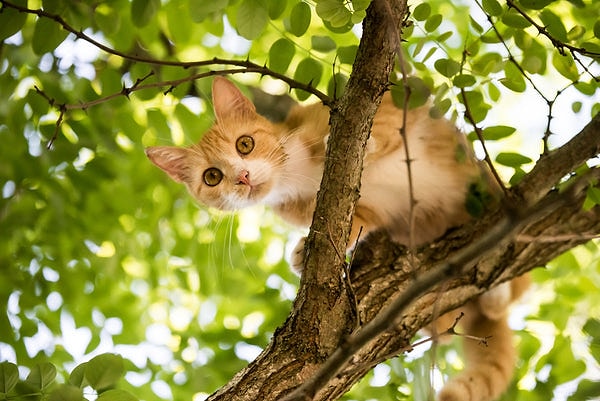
[146,77,287,211]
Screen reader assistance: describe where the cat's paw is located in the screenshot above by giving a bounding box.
[478,282,511,320]
[290,237,307,274]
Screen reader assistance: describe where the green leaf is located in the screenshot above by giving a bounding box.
[482,0,503,16]
[586,186,600,209]
[311,35,336,52]
[390,77,431,109]
[268,39,295,73]
[25,363,56,391]
[586,318,600,361]
[572,101,582,113]
[268,0,287,19]
[424,14,442,32]
[289,2,311,36]
[96,389,138,401]
[47,384,84,401]
[131,0,160,27]
[453,74,476,88]
[481,125,516,140]
[337,45,358,64]
[84,354,124,391]
[413,3,431,21]
[594,21,600,40]
[460,89,490,123]
[68,363,88,388]
[495,152,533,167]
[0,0,28,41]
[32,17,69,55]
[519,0,555,9]
[0,362,19,394]
[500,62,526,93]
[540,9,568,42]
[327,73,348,98]
[434,58,461,78]
[502,9,531,29]
[552,52,579,81]
[487,81,501,101]
[189,0,228,22]
[472,52,503,75]
[293,58,323,100]
[470,15,484,33]
[568,380,600,401]
[316,0,351,27]
[236,0,268,39]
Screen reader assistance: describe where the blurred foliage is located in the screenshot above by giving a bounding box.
[0,0,599,400]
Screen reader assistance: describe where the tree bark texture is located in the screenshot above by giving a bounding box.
[205,0,600,398]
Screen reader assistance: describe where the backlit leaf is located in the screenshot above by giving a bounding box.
[0,362,19,394]
[337,45,358,64]
[131,0,160,27]
[269,39,295,73]
[434,58,461,78]
[540,9,568,42]
[289,2,311,37]
[25,362,57,391]
[552,52,579,81]
[424,14,442,32]
[293,58,323,100]
[502,9,531,29]
[519,0,555,9]
[481,125,516,140]
[412,3,431,21]
[311,35,336,52]
[500,62,526,92]
[453,74,476,88]
[316,0,351,27]
[32,17,69,55]
[236,0,268,39]
[482,0,503,16]
[84,354,124,391]
[496,152,533,167]
[47,384,84,401]
[96,389,138,401]
[0,1,27,41]
[189,0,228,22]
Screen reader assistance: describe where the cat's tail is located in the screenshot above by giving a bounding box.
[437,275,529,401]
[437,307,516,401]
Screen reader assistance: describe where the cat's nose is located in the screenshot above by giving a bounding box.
[236,170,251,186]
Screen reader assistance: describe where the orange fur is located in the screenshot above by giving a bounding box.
[146,77,528,401]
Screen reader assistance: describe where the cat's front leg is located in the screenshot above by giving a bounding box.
[290,236,307,274]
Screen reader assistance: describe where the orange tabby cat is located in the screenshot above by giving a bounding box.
[146,76,527,401]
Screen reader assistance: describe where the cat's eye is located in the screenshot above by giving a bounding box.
[236,135,254,155]
[203,167,223,186]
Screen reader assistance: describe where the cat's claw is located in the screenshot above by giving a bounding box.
[290,237,307,275]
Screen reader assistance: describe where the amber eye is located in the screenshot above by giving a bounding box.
[236,135,255,155]
[203,167,223,186]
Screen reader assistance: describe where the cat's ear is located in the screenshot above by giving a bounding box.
[145,146,192,183]
[212,76,256,121]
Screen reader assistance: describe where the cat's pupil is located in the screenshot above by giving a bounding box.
[236,135,254,155]
[203,167,223,186]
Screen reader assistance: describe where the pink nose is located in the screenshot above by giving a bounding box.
[237,170,250,186]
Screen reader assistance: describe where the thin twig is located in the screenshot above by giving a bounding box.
[505,0,600,60]
[459,87,507,194]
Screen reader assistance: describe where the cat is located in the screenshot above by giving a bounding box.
[146,76,528,401]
